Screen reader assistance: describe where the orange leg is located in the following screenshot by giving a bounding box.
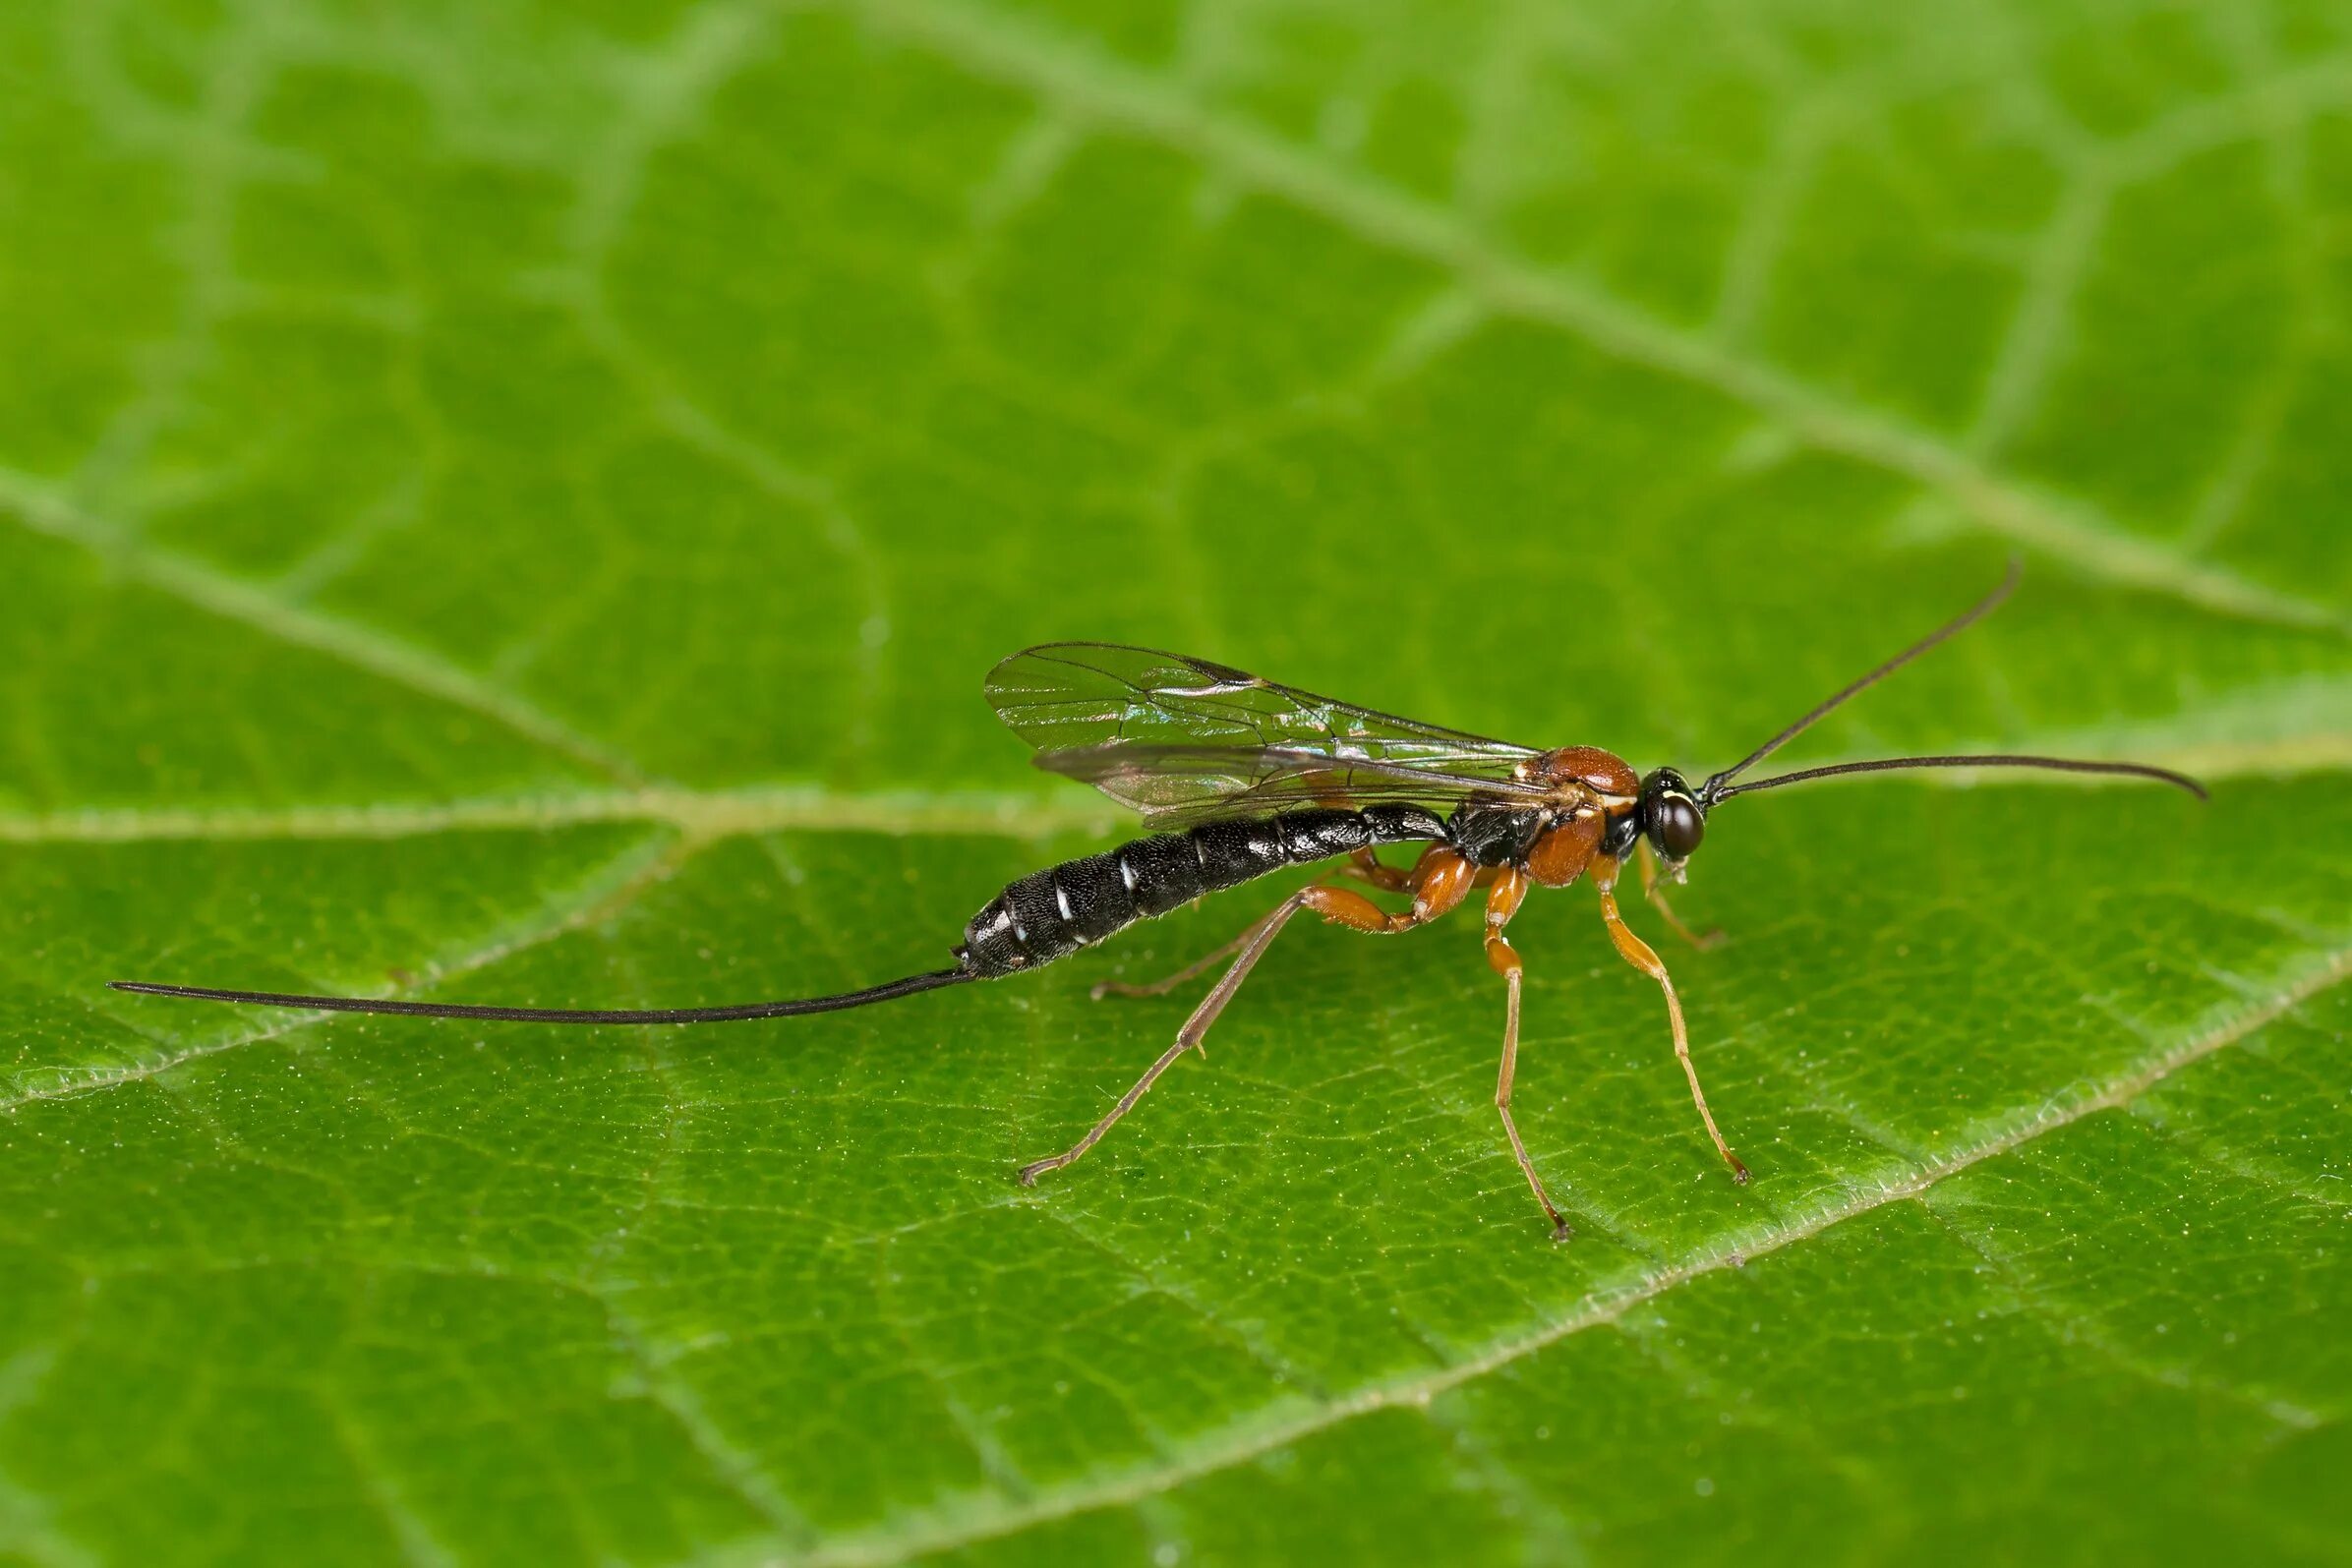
[1344,846,1412,893]
[1307,842,1476,933]
[1596,856,1748,1183]
[1482,868,1570,1241]
[1020,848,1476,1186]
[1638,838,1723,951]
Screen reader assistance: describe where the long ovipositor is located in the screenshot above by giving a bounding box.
[113,803,1453,1018]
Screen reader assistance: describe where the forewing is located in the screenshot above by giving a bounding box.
[986,642,1547,822]
[1033,743,1554,826]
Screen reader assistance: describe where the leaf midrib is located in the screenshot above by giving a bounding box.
[2,720,2344,849]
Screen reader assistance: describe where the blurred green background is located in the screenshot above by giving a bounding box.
[3,1,2349,1564]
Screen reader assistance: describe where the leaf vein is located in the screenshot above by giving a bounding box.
[841,0,2349,637]
[0,471,648,784]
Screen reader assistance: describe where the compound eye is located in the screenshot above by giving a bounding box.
[1653,796,1705,859]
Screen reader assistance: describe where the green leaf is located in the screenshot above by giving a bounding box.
[3,1,2348,1564]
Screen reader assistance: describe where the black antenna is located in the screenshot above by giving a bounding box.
[1701,558,2021,803]
[1696,560,2205,807]
[108,966,975,1024]
[1707,753,2206,802]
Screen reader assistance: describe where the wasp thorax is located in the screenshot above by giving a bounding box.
[1533,745,1640,799]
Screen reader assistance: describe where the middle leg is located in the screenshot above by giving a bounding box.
[1481,867,1571,1241]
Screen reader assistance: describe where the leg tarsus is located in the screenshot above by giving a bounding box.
[1021,891,1312,1185]
[1639,839,1725,951]
[1018,1026,1196,1183]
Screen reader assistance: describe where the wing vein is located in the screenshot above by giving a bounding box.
[983,643,1546,824]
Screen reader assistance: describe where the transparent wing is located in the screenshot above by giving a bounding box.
[1032,743,1554,827]
[986,643,1548,823]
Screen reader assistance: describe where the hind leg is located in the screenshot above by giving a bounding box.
[1092,842,1447,999]
[1020,848,1478,1182]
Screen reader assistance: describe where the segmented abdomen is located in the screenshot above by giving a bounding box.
[956,804,1445,978]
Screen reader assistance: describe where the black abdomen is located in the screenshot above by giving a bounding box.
[957,804,1445,978]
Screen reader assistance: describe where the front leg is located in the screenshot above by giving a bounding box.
[1637,838,1723,951]
[1596,856,1748,1183]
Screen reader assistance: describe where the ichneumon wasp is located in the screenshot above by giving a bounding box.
[115,563,2204,1240]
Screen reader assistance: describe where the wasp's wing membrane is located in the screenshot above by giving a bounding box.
[1033,743,1553,827]
[987,643,1547,824]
